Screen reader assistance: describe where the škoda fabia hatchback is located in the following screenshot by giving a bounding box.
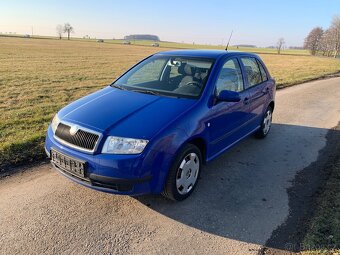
[45,50,275,201]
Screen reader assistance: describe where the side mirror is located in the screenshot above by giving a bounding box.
[217,90,241,102]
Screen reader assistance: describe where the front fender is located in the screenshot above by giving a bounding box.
[146,127,189,193]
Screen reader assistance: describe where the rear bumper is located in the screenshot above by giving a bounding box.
[45,125,174,195]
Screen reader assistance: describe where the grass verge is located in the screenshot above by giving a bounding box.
[0,136,46,171]
[301,125,340,255]
[301,160,340,254]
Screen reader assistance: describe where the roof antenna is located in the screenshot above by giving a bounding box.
[225,30,233,51]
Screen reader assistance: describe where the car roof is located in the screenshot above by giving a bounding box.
[156,49,259,60]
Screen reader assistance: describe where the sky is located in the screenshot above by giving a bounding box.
[0,0,339,47]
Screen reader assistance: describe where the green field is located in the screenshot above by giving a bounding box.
[1,36,340,169]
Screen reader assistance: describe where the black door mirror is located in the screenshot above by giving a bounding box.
[217,90,241,102]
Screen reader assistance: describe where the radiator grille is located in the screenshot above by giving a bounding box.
[55,123,100,151]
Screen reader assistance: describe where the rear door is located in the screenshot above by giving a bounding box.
[239,57,269,129]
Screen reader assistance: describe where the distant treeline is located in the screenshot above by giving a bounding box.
[233,44,257,48]
[124,34,160,41]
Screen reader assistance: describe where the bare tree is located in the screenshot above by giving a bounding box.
[330,15,340,57]
[56,24,63,39]
[63,23,74,40]
[320,29,336,57]
[303,15,340,58]
[303,27,324,55]
[276,38,285,54]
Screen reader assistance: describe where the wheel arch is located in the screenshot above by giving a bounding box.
[185,136,207,164]
[269,101,275,111]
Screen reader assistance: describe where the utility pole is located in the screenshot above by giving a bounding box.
[31,26,33,37]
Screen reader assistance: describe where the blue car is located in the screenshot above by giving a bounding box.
[45,50,275,201]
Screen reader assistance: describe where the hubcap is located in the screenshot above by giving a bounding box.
[176,153,200,195]
[263,110,272,135]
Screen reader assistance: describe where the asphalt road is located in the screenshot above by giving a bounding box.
[1,77,340,255]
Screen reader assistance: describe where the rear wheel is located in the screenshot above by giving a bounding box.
[162,144,202,201]
[256,106,273,138]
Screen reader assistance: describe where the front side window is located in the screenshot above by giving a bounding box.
[215,58,244,95]
[240,57,262,87]
[113,56,214,98]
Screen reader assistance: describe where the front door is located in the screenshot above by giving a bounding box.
[207,58,251,158]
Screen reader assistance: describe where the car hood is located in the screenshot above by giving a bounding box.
[58,86,196,139]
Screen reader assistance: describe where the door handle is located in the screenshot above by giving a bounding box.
[262,87,269,94]
[244,97,249,105]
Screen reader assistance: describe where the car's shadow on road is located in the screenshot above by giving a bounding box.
[135,123,336,249]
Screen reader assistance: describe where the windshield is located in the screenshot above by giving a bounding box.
[112,55,214,98]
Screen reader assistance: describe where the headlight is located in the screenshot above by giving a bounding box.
[51,114,60,134]
[101,136,149,154]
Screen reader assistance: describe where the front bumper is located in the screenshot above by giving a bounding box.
[45,126,173,195]
[51,160,152,194]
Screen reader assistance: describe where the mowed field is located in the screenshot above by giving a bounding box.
[1,37,340,169]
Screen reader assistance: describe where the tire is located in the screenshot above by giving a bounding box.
[256,106,273,138]
[162,144,202,201]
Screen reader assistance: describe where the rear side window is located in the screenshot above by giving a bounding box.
[240,57,262,87]
[257,59,268,82]
[215,58,244,94]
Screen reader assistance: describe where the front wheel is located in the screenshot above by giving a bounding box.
[162,144,202,201]
[256,106,273,138]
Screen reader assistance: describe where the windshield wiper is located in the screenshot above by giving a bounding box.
[113,85,161,96]
[111,84,126,90]
[131,89,160,96]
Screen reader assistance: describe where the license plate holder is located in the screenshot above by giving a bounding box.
[51,148,86,178]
